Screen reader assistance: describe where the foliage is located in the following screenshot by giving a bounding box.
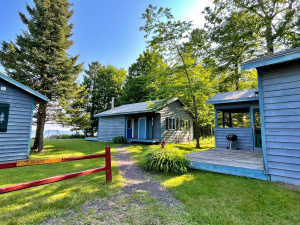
[142,146,190,174]
[120,48,168,105]
[203,0,299,92]
[0,0,83,151]
[140,5,213,147]
[112,136,127,144]
[59,133,85,139]
[82,62,126,136]
[0,139,122,225]
[55,83,90,131]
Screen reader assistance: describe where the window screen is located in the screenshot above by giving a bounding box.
[217,108,250,128]
[0,103,9,132]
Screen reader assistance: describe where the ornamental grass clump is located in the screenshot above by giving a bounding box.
[142,146,191,174]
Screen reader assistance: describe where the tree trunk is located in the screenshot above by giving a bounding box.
[266,23,274,54]
[193,95,200,148]
[33,102,47,152]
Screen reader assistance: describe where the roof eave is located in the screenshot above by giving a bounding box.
[0,73,48,101]
[241,51,300,70]
[206,97,259,105]
[95,110,155,117]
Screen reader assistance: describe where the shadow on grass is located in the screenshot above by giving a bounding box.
[0,140,123,225]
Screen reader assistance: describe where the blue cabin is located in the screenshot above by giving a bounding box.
[93,98,194,143]
[188,47,300,186]
[0,72,47,163]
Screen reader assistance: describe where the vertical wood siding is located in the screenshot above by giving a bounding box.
[214,128,252,150]
[260,61,300,185]
[160,100,193,143]
[126,113,161,140]
[0,80,34,163]
[98,115,125,141]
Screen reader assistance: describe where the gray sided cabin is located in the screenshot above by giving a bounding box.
[94,98,194,143]
[0,72,47,163]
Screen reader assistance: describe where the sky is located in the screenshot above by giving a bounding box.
[0,0,214,132]
[0,0,213,81]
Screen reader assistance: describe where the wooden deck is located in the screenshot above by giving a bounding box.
[186,148,270,180]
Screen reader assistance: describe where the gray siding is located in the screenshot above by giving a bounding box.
[0,80,34,163]
[160,100,193,143]
[98,115,125,141]
[260,61,300,185]
[214,128,252,150]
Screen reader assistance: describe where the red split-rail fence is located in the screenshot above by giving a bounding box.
[0,146,112,194]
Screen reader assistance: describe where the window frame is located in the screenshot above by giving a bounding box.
[168,117,176,130]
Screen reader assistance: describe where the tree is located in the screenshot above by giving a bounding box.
[205,0,300,54]
[203,8,259,91]
[0,0,82,151]
[83,63,126,136]
[120,48,168,104]
[55,83,90,131]
[140,5,211,148]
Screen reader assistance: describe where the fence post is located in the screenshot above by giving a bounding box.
[105,146,112,182]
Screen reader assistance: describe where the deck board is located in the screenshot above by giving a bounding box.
[186,148,270,180]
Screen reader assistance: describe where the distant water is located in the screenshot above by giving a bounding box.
[31,130,83,138]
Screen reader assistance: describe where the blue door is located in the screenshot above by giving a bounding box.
[126,118,133,138]
[139,118,146,139]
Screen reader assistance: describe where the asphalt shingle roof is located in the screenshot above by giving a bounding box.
[207,89,258,104]
[243,47,300,65]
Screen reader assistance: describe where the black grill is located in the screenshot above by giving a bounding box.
[226,134,239,150]
[226,134,237,141]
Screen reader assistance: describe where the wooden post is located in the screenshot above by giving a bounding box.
[105,146,112,182]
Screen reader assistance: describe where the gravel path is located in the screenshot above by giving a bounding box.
[42,145,186,225]
[115,144,181,205]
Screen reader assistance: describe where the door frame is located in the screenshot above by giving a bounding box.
[138,117,146,139]
[126,117,134,138]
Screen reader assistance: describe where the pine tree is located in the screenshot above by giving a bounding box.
[0,0,83,151]
[83,62,126,136]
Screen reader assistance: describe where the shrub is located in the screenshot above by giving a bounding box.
[142,146,191,174]
[59,133,85,139]
[112,136,127,144]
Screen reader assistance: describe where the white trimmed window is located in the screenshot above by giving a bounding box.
[168,118,176,130]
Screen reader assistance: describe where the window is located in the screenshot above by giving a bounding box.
[168,118,176,130]
[127,119,132,129]
[217,108,250,128]
[0,103,9,132]
[181,120,189,130]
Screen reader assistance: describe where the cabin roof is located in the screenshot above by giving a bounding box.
[207,89,259,105]
[95,97,193,117]
[0,72,48,101]
[241,47,300,70]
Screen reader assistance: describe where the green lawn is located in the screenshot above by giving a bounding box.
[0,139,123,225]
[126,138,300,225]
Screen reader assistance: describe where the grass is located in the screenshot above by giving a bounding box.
[126,138,300,225]
[0,139,123,225]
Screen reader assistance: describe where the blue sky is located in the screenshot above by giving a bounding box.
[0,0,213,80]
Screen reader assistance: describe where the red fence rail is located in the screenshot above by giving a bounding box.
[0,146,112,194]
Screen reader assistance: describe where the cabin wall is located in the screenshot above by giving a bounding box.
[259,60,300,185]
[98,115,125,141]
[214,128,252,150]
[160,100,193,143]
[0,80,34,163]
[127,113,161,140]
